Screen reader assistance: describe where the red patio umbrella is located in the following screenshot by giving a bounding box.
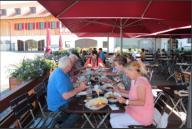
[38,1,192,127]
[38,0,191,53]
[59,33,63,50]
[45,28,51,54]
[38,0,191,37]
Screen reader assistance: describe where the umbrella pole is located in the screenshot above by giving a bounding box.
[186,39,192,128]
[107,33,109,53]
[155,38,156,52]
[120,19,123,54]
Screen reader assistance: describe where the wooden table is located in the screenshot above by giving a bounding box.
[60,95,125,128]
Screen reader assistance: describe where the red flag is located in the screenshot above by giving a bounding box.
[45,29,51,54]
[25,23,28,30]
[59,33,63,50]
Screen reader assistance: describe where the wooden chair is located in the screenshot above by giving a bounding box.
[175,71,184,87]
[10,93,56,128]
[182,72,190,88]
[34,82,47,118]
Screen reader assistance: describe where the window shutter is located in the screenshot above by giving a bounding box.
[44,22,47,29]
[25,23,28,30]
[56,21,60,28]
[47,22,51,29]
[33,23,35,29]
[36,22,39,29]
[22,23,24,30]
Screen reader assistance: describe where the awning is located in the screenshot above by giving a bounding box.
[38,0,191,37]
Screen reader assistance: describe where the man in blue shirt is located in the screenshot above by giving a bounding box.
[98,48,105,63]
[47,56,87,127]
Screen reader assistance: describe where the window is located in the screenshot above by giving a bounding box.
[15,8,21,15]
[18,23,23,30]
[51,21,56,29]
[188,38,192,43]
[0,9,6,16]
[40,22,44,29]
[28,23,33,30]
[65,41,70,48]
[103,41,108,48]
[30,7,36,14]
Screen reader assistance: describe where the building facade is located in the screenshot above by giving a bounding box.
[0,2,61,51]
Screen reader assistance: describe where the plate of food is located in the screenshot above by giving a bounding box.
[104,92,121,103]
[102,83,114,92]
[117,82,125,90]
[85,97,108,110]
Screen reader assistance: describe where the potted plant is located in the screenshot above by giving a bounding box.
[8,57,57,90]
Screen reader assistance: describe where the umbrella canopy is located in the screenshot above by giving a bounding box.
[45,28,51,54]
[38,0,191,37]
[39,1,192,127]
[136,26,192,38]
[59,33,63,50]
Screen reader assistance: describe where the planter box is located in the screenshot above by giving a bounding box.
[9,77,23,90]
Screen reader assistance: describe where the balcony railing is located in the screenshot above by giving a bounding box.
[0,73,49,127]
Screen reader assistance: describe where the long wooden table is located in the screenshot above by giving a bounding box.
[60,94,125,128]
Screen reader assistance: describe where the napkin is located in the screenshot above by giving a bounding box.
[109,104,119,110]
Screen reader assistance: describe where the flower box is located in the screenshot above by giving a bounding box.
[9,77,23,90]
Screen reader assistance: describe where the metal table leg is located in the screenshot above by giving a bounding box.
[82,113,95,128]
[97,114,108,128]
[81,113,93,128]
[167,72,176,81]
[97,113,110,128]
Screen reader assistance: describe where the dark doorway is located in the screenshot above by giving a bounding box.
[38,40,44,51]
[17,40,24,51]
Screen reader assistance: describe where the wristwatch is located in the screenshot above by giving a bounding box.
[125,99,129,105]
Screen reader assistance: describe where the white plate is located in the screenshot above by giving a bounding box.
[100,68,111,72]
[104,92,121,103]
[85,97,108,110]
[78,76,86,81]
[102,83,113,92]
[76,91,88,96]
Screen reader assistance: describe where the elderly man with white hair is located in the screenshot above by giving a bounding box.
[69,54,85,77]
[47,56,87,128]
[47,56,87,127]
[69,54,79,66]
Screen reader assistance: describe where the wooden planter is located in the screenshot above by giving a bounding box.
[9,77,23,90]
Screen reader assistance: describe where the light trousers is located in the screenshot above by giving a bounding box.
[110,113,141,128]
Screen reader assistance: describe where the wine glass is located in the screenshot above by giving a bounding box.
[96,89,100,97]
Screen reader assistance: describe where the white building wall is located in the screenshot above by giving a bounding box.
[0,35,116,52]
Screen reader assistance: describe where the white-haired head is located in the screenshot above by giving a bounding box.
[69,54,79,65]
[58,56,72,70]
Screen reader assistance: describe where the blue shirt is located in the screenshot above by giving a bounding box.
[47,68,73,112]
[99,52,105,61]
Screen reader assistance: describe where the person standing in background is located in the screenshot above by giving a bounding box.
[98,48,106,63]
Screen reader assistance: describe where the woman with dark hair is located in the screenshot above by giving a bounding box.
[84,51,105,68]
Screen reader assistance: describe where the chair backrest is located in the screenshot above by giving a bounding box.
[34,82,47,101]
[10,93,35,128]
[34,82,47,118]
[153,92,169,128]
[175,71,184,86]
[182,73,190,87]
[146,66,154,82]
